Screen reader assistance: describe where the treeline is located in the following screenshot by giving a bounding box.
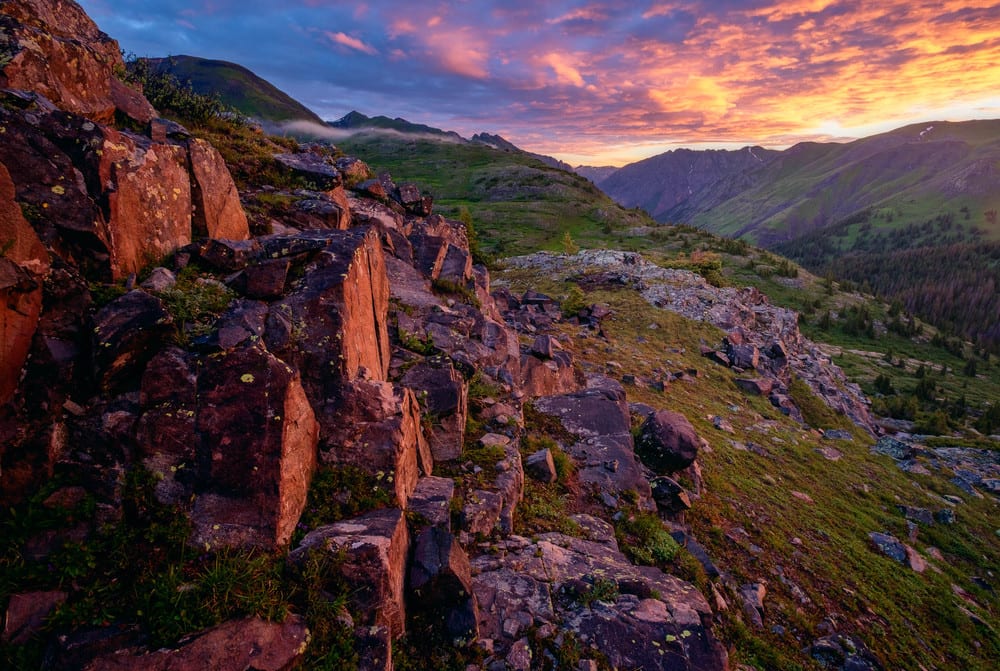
[830,242,1000,351]
[776,209,984,268]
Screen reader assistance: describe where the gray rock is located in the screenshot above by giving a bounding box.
[139,267,176,292]
[525,448,558,483]
[872,436,914,460]
[408,476,456,529]
[868,532,907,564]
[649,476,692,515]
[934,509,956,524]
[898,505,934,525]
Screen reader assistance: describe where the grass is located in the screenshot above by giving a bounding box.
[295,465,395,544]
[0,468,291,663]
[497,255,1000,670]
[153,264,235,346]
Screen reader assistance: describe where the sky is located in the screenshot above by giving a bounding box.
[77,1,1000,165]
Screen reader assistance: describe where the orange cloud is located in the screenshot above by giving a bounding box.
[540,52,586,87]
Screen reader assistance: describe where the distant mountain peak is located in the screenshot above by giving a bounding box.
[471,132,573,172]
[328,111,464,141]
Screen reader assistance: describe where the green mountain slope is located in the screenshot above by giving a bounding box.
[336,132,653,256]
[143,55,323,123]
[688,120,1000,246]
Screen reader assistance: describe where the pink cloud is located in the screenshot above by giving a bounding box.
[325,31,378,55]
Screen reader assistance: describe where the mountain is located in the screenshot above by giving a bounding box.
[143,55,323,123]
[574,164,618,183]
[598,121,1000,349]
[471,132,574,172]
[598,146,780,221]
[329,110,464,141]
[687,120,1000,245]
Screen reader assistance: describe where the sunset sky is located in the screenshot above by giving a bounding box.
[77,1,1000,165]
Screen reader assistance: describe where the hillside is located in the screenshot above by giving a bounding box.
[687,120,1000,245]
[143,55,324,123]
[335,131,654,256]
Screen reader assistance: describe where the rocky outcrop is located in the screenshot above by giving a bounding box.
[0,163,49,404]
[0,0,125,123]
[188,138,250,241]
[193,345,318,549]
[506,250,876,433]
[320,380,430,508]
[471,517,728,670]
[401,358,467,461]
[534,376,654,510]
[265,227,390,432]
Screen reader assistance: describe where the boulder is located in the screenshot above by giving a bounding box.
[99,132,193,278]
[290,509,410,637]
[356,178,388,200]
[409,526,479,639]
[139,267,176,292]
[520,351,584,398]
[293,193,352,231]
[82,615,309,671]
[809,633,885,671]
[635,410,701,474]
[0,0,124,123]
[194,345,318,548]
[187,138,250,241]
[273,152,341,190]
[534,377,654,509]
[525,448,558,483]
[728,344,760,370]
[335,156,371,182]
[91,290,173,391]
[735,377,775,396]
[739,583,766,628]
[401,359,468,461]
[649,476,692,515]
[868,532,907,564]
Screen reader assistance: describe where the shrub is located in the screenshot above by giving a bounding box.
[615,512,679,565]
